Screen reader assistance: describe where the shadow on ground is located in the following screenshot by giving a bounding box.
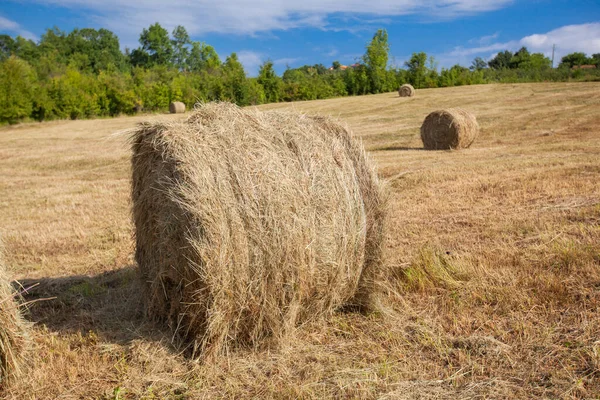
[14,267,170,345]
[372,146,426,152]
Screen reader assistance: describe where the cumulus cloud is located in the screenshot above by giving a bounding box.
[440,23,600,67]
[520,23,600,56]
[0,15,38,41]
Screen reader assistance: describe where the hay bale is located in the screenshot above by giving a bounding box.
[398,84,415,97]
[131,102,386,359]
[169,101,186,114]
[420,108,479,150]
[0,243,27,388]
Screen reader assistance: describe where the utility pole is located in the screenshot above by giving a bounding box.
[551,44,556,68]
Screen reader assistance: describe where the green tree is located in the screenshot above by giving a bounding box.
[0,56,36,123]
[129,48,150,68]
[363,29,389,93]
[257,60,281,103]
[35,50,67,80]
[470,57,487,71]
[488,50,512,69]
[529,53,552,70]
[171,25,190,70]
[425,55,439,88]
[405,52,428,88]
[510,47,531,69]
[48,67,101,119]
[38,27,70,64]
[591,53,600,68]
[332,60,341,70]
[559,52,590,68]
[187,42,221,71]
[246,78,265,105]
[0,35,15,61]
[132,23,173,67]
[222,53,249,105]
[13,36,40,66]
[67,28,126,72]
[97,70,137,116]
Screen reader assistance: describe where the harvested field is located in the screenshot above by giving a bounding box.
[0,82,599,399]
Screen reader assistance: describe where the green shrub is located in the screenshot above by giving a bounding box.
[0,56,35,124]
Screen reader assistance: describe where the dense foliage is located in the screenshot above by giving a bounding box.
[1,25,599,124]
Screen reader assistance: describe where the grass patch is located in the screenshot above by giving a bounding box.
[394,247,471,293]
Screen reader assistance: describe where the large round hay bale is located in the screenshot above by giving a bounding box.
[131,102,387,359]
[169,101,186,114]
[420,108,479,150]
[398,84,415,97]
[0,244,27,387]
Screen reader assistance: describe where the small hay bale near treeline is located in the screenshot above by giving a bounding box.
[131,102,387,359]
[0,242,28,389]
[169,101,186,114]
[398,84,415,97]
[420,108,479,150]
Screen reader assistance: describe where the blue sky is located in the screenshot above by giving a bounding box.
[1,0,599,75]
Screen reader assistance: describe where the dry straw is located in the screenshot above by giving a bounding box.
[420,108,479,150]
[131,102,387,359]
[398,84,415,97]
[169,102,186,114]
[0,241,27,388]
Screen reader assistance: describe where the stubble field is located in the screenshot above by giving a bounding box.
[1,82,599,399]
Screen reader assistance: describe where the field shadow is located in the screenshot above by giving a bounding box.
[373,146,426,152]
[14,266,170,345]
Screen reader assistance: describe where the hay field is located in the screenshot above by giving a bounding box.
[0,82,599,399]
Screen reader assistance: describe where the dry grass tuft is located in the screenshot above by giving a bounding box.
[0,242,28,389]
[169,102,185,114]
[398,84,415,98]
[420,108,479,150]
[130,102,387,359]
[392,247,470,293]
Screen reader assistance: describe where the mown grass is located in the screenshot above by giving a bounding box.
[0,82,598,399]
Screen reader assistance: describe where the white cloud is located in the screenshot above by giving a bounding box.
[22,0,513,43]
[237,50,264,76]
[0,15,38,41]
[439,22,600,68]
[447,40,515,58]
[520,23,600,57]
[469,32,499,45]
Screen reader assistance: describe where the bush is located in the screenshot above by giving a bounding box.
[0,56,35,124]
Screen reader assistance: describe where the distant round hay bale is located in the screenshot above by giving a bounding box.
[0,244,28,387]
[169,101,186,114]
[420,108,479,150]
[398,84,415,97]
[131,102,387,359]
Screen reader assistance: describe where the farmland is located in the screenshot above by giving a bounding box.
[1,82,599,399]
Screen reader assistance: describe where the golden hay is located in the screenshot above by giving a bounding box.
[169,101,186,114]
[398,84,415,97]
[131,102,387,359]
[0,243,27,388]
[420,108,479,150]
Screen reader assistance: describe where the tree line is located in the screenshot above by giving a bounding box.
[1,24,599,124]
